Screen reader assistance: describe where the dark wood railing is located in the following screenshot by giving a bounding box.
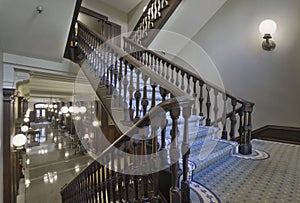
[61,21,194,203]
[130,0,182,47]
[123,37,255,155]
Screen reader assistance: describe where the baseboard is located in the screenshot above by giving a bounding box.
[252,125,300,145]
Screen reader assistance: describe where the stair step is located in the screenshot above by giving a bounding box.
[189,140,234,175]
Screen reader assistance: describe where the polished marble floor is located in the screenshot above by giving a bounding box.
[24,123,93,203]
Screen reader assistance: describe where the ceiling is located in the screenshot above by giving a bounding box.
[0,0,77,62]
[97,0,143,13]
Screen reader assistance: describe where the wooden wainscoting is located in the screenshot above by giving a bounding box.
[252,125,300,145]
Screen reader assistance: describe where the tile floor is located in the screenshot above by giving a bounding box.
[23,123,93,203]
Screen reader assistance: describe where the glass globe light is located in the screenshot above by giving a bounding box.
[79,106,87,114]
[259,19,277,35]
[61,106,69,114]
[12,134,27,147]
[68,106,74,113]
[21,125,29,132]
[24,117,30,123]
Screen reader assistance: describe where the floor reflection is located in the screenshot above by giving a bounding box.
[25,123,93,203]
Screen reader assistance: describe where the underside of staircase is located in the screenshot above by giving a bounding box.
[61,1,254,202]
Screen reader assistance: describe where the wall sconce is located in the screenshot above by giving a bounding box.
[259,19,277,51]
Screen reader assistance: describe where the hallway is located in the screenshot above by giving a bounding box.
[24,123,93,203]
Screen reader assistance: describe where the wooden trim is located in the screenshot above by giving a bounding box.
[80,7,108,21]
[252,125,300,145]
[63,0,83,59]
[3,89,15,203]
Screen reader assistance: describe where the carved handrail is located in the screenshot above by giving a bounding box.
[130,0,182,46]
[123,37,254,106]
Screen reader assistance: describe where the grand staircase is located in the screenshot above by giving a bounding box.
[61,0,254,202]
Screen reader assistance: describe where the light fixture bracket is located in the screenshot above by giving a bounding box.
[262,34,276,51]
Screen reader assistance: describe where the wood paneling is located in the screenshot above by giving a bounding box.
[252,125,300,145]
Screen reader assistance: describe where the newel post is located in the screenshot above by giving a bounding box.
[181,105,192,203]
[169,104,181,203]
[239,103,253,155]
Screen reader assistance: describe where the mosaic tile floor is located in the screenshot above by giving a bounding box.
[192,139,300,203]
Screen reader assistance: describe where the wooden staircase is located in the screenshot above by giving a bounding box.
[61,0,254,202]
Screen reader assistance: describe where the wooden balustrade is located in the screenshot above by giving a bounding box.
[123,37,255,155]
[130,0,182,47]
[62,21,194,202]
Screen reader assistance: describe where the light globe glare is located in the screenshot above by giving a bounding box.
[259,19,277,35]
[61,106,69,114]
[12,134,27,147]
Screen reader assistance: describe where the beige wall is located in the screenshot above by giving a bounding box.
[176,0,300,129]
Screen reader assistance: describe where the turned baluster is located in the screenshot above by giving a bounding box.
[84,173,89,202]
[153,55,157,72]
[91,167,95,202]
[159,87,169,149]
[141,127,150,202]
[213,89,219,127]
[123,62,130,122]
[146,52,150,66]
[192,78,197,115]
[142,73,149,115]
[142,51,147,65]
[180,71,185,90]
[128,65,135,121]
[238,106,244,142]
[206,86,212,126]
[151,80,157,108]
[175,68,180,87]
[101,165,107,202]
[169,105,181,203]
[221,94,228,140]
[105,46,111,89]
[111,151,117,203]
[229,99,237,141]
[198,82,205,121]
[166,63,170,80]
[99,42,104,84]
[181,105,192,203]
[97,163,102,203]
[161,60,166,78]
[155,0,160,19]
[239,104,253,154]
[170,65,175,83]
[134,69,142,123]
[106,157,111,203]
[124,153,130,202]
[133,142,140,203]
[109,51,114,94]
[118,58,123,107]
[157,58,161,75]
[151,110,162,203]
[114,53,118,89]
[163,0,169,8]
[91,164,96,202]
[116,150,123,202]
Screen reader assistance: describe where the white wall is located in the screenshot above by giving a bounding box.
[181,0,300,129]
[82,0,128,34]
[149,0,227,54]
[0,45,3,203]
